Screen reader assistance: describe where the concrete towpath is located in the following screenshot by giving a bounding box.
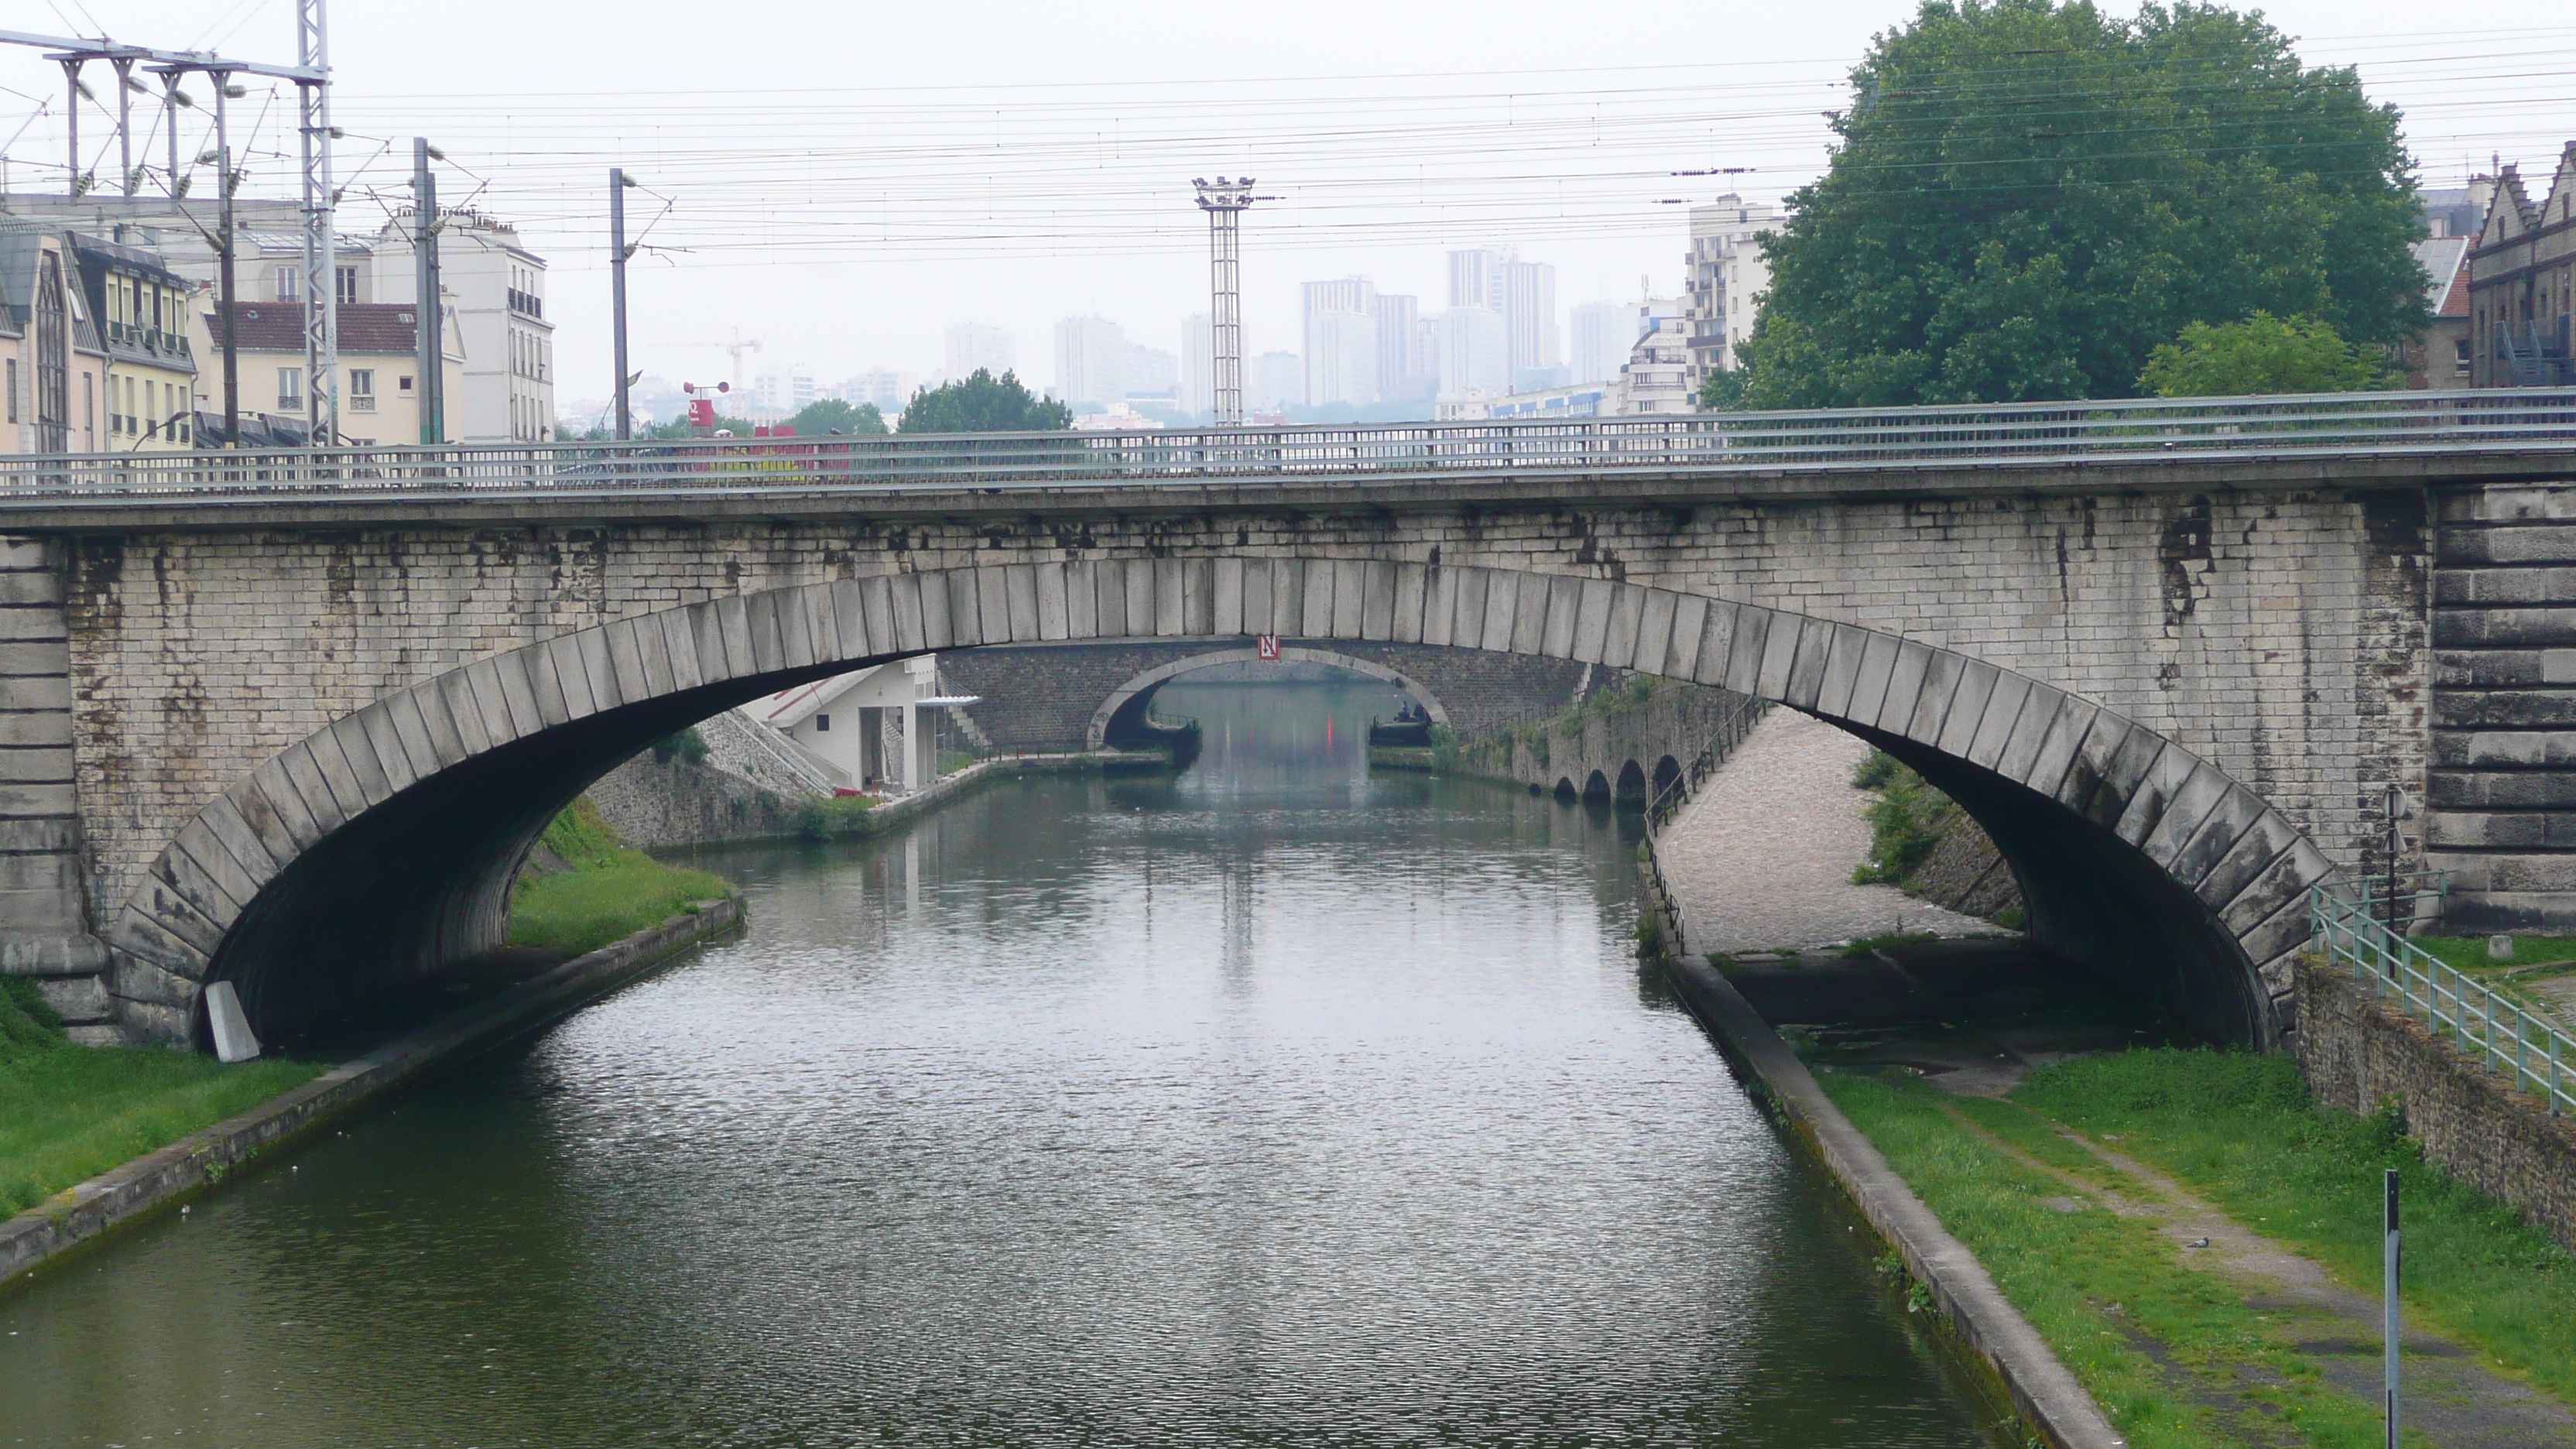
[1658,708,1990,957]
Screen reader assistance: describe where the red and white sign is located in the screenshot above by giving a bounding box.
[1256,635,1281,661]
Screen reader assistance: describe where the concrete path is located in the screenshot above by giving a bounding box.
[1659,709,1990,956]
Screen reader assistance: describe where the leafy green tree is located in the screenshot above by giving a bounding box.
[1737,0,2426,409]
[2136,311,2382,396]
[896,369,1071,433]
[786,398,887,435]
[1697,367,1752,412]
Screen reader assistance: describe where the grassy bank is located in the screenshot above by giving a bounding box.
[2014,1049,2576,1404]
[0,980,320,1218]
[1816,1047,2576,1446]
[508,798,735,956]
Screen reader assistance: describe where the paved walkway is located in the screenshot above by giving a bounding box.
[1658,709,1990,957]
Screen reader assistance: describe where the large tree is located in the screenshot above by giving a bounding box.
[1735,0,2426,408]
[896,369,1071,433]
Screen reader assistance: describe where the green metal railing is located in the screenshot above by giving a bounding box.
[2310,872,2574,1117]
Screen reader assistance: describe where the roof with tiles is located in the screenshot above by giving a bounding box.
[207,301,427,355]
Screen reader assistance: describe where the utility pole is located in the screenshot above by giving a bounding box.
[215,75,241,450]
[112,57,134,194]
[413,137,443,445]
[57,57,82,197]
[611,167,635,440]
[1192,177,1268,426]
[296,0,337,447]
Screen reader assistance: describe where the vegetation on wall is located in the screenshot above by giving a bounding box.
[508,798,733,957]
[1850,749,1950,885]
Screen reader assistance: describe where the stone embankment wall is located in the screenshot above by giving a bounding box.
[584,750,804,848]
[1451,673,1761,801]
[2293,957,2576,1252]
[0,538,114,1042]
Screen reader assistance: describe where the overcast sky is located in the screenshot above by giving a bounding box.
[5,0,2571,416]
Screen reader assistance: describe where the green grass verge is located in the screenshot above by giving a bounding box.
[2013,1049,2576,1407]
[1820,1067,2417,1449]
[0,980,321,1218]
[2410,934,2576,971]
[508,797,732,957]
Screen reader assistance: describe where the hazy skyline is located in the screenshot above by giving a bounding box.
[2,0,2570,412]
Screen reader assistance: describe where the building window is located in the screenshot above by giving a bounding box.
[4,358,15,423]
[816,714,831,732]
[349,368,376,412]
[399,375,415,393]
[337,266,359,306]
[278,367,303,410]
[272,265,301,302]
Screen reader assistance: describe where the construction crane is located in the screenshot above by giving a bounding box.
[656,328,762,401]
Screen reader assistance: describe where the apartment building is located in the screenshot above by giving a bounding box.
[0,228,111,454]
[369,208,554,440]
[204,301,464,447]
[1683,195,1776,392]
[2466,143,2576,388]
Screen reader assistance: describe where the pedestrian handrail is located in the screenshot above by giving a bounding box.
[5,386,2574,506]
[2309,875,2574,1117]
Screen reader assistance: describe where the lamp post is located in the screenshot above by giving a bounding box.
[1193,177,1274,426]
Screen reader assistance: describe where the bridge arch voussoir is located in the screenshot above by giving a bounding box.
[110,559,2333,1051]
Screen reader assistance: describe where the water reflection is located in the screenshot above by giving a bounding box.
[2,679,1992,1447]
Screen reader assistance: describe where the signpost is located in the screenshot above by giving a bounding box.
[1257,635,1280,661]
[2385,1168,2401,1449]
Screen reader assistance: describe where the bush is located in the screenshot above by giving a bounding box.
[1850,750,1950,885]
[651,726,710,766]
[796,793,877,841]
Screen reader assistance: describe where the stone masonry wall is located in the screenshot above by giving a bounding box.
[584,750,805,849]
[0,535,115,1040]
[2293,956,2576,1252]
[50,488,2427,940]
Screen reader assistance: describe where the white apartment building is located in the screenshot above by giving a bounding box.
[1249,350,1303,413]
[1439,303,1693,420]
[944,322,1016,381]
[1437,307,1509,397]
[1622,312,1696,415]
[838,368,918,416]
[1054,316,1128,408]
[1305,310,1379,408]
[368,208,554,442]
[1502,257,1559,389]
[1124,342,1180,402]
[1181,313,1214,414]
[1568,302,1629,385]
[1372,293,1436,401]
[752,364,817,415]
[1684,195,1776,391]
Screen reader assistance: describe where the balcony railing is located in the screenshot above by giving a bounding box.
[0,386,2571,505]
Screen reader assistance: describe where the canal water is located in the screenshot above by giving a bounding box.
[2,679,1995,1447]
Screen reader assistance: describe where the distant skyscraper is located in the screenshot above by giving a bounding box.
[1301,277,1379,406]
[1448,248,1506,311]
[946,322,1016,382]
[1372,293,1434,401]
[1306,311,1380,407]
[1054,316,1129,408]
[1438,308,1509,396]
[1124,342,1180,401]
[1182,313,1214,414]
[1569,302,1629,385]
[1250,351,1304,412]
[1502,259,1559,389]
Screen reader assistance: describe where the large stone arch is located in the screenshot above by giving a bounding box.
[110,558,2333,1051]
[1081,644,1449,750]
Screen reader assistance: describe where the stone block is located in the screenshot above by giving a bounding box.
[1780,618,1834,711]
[577,625,629,711]
[0,745,71,783]
[975,567,1010,646]
[2434,690,2576,729]
[2434,608,2576,648]
[0,781,75,816]
[2431,731,2576,769]
[2438,524,2576,566]
[1362,562,1400,643]
[0,607,67,642]
[1841,631,1901,726]
[0,816,77,852]
[111,998,191,1048]
[1721,605,1772,697]
[206,979,261,1063]
[1570,578,1613,663]
[34,973,111,1023]
[0,537,50,570]
[2169,789,2267,896]
[0,929,108,974]
[2429,770,2576,808]
[0,850,80,893]
[0,884,87,933]
[2426,810,2576,849]
[1599,582,1641,667]
[0,572,62,605]
[1629,589,1675,676]
[2434,566,2576,605]
[0,640,70,676]
[2139,761,2229,868]
[0,674,70,711]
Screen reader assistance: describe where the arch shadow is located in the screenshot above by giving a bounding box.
[109,559,2333,1050]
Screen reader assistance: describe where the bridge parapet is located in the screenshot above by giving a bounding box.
[0,389,2571,512]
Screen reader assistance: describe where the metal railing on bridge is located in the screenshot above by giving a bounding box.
[2310,872,2576,1118]
[5,387,2574,506]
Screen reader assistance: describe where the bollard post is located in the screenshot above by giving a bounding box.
[2384,1168,2400,1449]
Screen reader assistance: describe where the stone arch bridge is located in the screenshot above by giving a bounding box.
[3,410,2572,1053]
